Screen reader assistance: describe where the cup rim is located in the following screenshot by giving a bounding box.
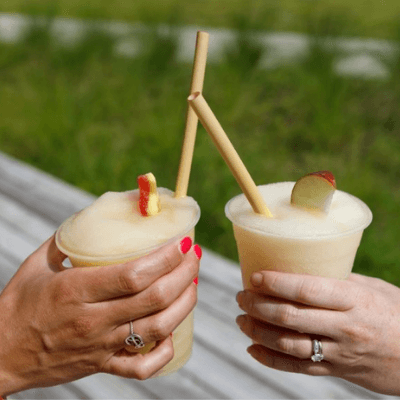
[55,204,200,263]
[224,185,373,241]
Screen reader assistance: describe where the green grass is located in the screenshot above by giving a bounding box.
[2,0,400,39]
[1,10,400,285]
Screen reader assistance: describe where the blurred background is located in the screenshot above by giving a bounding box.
[1,1,399,284]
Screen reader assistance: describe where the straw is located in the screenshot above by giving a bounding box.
[174,31,210,198]
[188,92,273,217]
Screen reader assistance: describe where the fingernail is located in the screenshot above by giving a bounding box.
[247,346,256,357]
[236,290,245,306]
[193,277,198,286]
[169,332,173,338]
[236,314,246,329]
[251,272,263,287]
[193,244,202,260]
[180,237,192,254]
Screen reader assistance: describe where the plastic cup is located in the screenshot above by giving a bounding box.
[225,182,373,289]
[55,195,200,376]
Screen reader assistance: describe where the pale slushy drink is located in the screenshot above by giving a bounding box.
[225,177,372,289]
[56,184,200,376]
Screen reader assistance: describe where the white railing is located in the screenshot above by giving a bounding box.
[0,12,397,79]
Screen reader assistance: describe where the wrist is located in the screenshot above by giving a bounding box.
[0,297,26,397]
[0,356,22,397]
[0,357,27,397]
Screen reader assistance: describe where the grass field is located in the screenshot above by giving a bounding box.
[0,8,400,285]
[2,0,400,39]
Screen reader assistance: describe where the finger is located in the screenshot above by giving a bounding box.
[250,271,355,311]
[247,344,334,376]
[103,337,174,380]
[72,236,192,303]
[106,247,199,325]
[236,314,338,361]
[237,290,343,338]
[110,283,197,348]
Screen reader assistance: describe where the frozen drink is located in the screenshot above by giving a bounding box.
[225,182,372,289]
[56,187,200,375]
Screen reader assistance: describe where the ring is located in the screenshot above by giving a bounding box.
[125,321,145,348]
[311,339,324,362]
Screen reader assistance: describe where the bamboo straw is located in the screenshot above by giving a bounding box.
[188,92,273,217]
[174,31,209,198]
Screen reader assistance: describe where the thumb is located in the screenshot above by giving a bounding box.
[5,234,67,290]
[29,234,68,273]
[46,233,69,272]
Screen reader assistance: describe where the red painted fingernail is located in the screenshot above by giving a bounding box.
[193,244,202,260]
[180,237,192,254]
[169,332,173,338]
[193,277,198,286]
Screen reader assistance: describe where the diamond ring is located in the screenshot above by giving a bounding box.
[311,339,324,362]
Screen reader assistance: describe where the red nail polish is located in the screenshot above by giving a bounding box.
[180,237,192,254]
[170,332,173,338]
[193,244,202,260]
[193,277,198,285]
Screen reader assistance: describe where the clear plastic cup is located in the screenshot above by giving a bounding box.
[225,182,373,289]
[56,194,200,376]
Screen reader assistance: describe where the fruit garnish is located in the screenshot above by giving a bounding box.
[290,171,336,213]
[137,173,161,216]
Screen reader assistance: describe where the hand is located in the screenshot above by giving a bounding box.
[0,234,200,397]
[236,271,400,396]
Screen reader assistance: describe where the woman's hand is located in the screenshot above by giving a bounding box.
[0,234,200,397]
[236,271,400,396]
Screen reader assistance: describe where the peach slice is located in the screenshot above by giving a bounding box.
[137,173,160,216]
[290,171,336,213]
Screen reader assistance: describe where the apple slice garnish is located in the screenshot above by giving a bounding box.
[290,171,336,213]
[137,173,161,216]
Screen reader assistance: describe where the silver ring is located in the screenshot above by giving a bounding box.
[125,321,145,348]
[311,339,324,362]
